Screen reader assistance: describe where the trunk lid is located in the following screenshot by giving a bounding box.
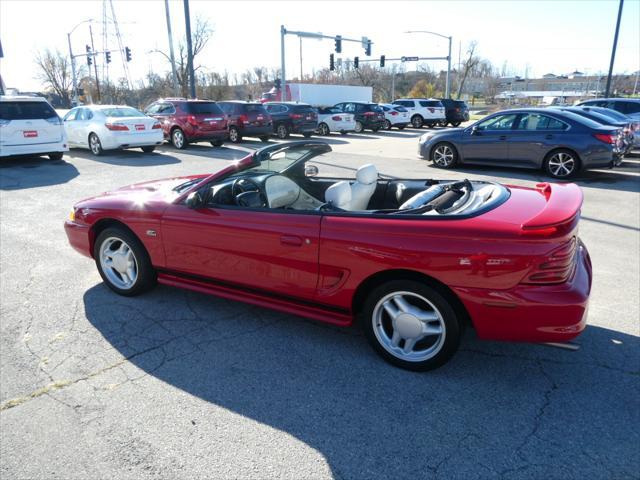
[185,102,227,131]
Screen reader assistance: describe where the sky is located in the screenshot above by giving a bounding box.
[1,0,639,92]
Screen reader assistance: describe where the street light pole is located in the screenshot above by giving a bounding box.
[183,0,196,99]
[604,0,624,98]
[405,30,452,98]
[67,19,94,107]
[280,25,286,101]
[164,0,179,96]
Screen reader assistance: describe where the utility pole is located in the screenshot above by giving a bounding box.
[299,36,303,81]
[183,0,196,98]
[164,0,179,95]
[280,25,286,101]
[89,24,101,102]
[605,0,624,98]
[67,33,78,105]
[391,64,396,101]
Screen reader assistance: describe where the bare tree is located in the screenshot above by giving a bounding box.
[155,16,213,97]
[456,42,480,99]
[34,49,73,107]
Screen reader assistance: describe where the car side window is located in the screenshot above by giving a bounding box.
[477,114,518,131]
[516,113,568,131]
[344,103,355,113]
[145,103,160,114]
[63,109,78,121]
[158,103,176,114]
[76,108,88,121]
[355,104,366,113]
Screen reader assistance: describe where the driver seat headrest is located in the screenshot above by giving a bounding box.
[356,164,378,185]
[325,181,351,209]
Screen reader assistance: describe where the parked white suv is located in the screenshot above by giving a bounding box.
[0,95,68,159]
[392,98,445,128]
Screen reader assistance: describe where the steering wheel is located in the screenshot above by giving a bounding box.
[231,177,267,207]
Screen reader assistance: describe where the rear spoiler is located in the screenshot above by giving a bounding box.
[521,183,583,230]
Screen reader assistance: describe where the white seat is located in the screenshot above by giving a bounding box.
[324,181,351,210]
[349,164,378,210]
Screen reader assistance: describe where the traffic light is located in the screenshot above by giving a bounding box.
[125,46,132,62]
[353,56,359,69]
[274,78,281,89]
[105,51,111,64]
[329,53,335,71]
[365,40,372,56]
[86,45,92,66]
[334,35,342,53]
[380,55,385,68]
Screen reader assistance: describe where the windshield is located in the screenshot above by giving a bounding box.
[0,100,58,120]
[100,107,145,117]
[228,143,331,178]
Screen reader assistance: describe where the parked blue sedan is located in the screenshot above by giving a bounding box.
[418,108,623,178]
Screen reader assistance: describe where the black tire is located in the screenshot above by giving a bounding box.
[93,226,156,297]
[276,123,289,139]
[543,149,580,179]
[211,140,224,147]
[49,152,64,160]
[397,125,406,130]
[354,121,364,133]
[360,279,462,371]
[384,119,392,130]
[89,133,103,156]
[318,123,330,136]
[303,132,313,138]
[229,126,241,143]
[259,136,270,143]
[141,146,156,153]
[411,115,424,128]
[171,128,188,149]
[451,121,461,127]
[430,142,459,169]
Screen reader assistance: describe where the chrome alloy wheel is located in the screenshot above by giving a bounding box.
[372,291,446,362]
[229,127,239,142]
[547,152,576,177]
[89,134,102,155]
[172,129,185,148]
[99,237,138,289]
[433,144,455,167]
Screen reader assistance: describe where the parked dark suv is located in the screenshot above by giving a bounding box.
[333,102,385,133]
[144,98,228,149]
[263,102,317,139]
[438,98,470,127]
[576,98,640,119]
[218,101,272,143]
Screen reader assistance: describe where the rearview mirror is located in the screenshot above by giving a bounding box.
[305,164,319,177]
[186,191,204,209]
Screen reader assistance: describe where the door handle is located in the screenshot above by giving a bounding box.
[280,235,303,246]
[499,135,507,140]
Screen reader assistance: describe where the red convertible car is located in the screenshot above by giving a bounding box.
[65,141,592,371]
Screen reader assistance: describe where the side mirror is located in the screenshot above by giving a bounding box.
[305,164,319,177]
[186,191,204,209]
[471,125,479,135]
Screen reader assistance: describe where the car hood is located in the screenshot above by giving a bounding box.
[420,128,463,142]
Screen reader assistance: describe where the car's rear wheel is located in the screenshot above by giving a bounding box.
[430,142,458,168]
[49,152,64,160]
[89,133,104,156]
[318,123,330,136]
[384,119,392,130]
[171,128,188,149]
[276,124,289,139]
[354,121,364,133]
[411,115,424,128]
[451,121,462,127]
[361,280,461,371]
[229,126,241,143]
[544,149,580,179]
[94,227,156,296]
[141,146,156,153]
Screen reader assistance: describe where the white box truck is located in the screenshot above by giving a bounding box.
[261,83,372,107]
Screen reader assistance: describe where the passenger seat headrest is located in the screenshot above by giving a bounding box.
[356,164,378,185]
[325,181,352,209]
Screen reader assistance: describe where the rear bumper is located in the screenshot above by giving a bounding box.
[0,139,68,157]
[239,125,273,137]
[291,122,318,134]
[185,128,229,142]
[102,130,164,150]
[361,119,385,130]
[64,221,93,258]
[453,240,592,343]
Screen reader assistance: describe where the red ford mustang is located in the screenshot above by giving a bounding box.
[65,141,592,371]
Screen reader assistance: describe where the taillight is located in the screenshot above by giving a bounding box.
[363,111,376,116]
[593,133,616,144]
[455,107,460,112]
[105,122,129,131]
[187,115,198,126]
[390,111,398,116]
[331,115,342,121]
[238,114,249,125]
[428,107,435,113]
[152,122,162,129]
[522,238,577,285]
[289,113,303,119]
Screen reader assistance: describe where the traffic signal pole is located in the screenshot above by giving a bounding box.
[89,24,101,102]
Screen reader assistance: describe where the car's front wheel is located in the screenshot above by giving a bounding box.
[411,115,424,128]
[384,119,392,130]
[276,124,289,139]
[318,123,330,136]
[544,149,580,179]
[229,126,241,143]
[171,128,188,149]
[361,280,462,371]
[354,121,364,133]
[89,133,104,156]
[94,227,156,296]
[430,142,458,168]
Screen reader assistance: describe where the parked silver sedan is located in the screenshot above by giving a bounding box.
[63,105,164,155]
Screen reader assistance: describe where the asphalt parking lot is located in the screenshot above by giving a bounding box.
[1,127,638,479]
